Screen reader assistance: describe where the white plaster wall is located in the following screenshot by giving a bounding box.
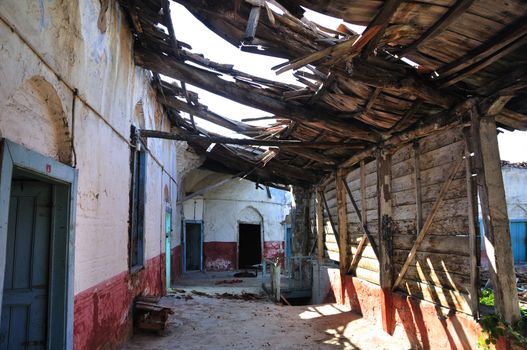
[182,170,291,243]
[0,0,179,294]
[503,167,527,220]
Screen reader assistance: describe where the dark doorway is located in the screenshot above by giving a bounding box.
[184,222,202,271]
[238,224,262,268]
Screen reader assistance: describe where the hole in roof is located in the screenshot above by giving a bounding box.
[169,2,297,135]
[155,23,169,35]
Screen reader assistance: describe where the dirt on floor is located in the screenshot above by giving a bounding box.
[122,289,412,350]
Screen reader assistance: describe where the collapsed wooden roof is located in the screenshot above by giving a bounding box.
[118,0,527,187]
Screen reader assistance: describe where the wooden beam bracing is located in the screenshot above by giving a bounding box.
[343,176,380,261]
[392,153,464,290]
[321,190,339,248]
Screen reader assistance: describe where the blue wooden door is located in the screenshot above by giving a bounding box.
[510,221,527,263]
[1,181,52,349]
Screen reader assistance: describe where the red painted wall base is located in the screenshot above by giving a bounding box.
[202,241,285,271]
[73,255,165,350]
[326,269,488,350]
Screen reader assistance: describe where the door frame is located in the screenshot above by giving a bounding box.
[0,139,77,350]
[182,220,204,272]
[165,206,172,290]
[237,221,263,269]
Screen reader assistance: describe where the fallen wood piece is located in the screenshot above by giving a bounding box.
[281,294,292,306]
[134,296,174,333]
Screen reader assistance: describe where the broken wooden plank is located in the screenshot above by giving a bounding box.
[362,0,403,56]
[273,25,382,74]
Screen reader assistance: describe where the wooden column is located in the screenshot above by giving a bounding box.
[316,188,325,262]
[336,168,350,274]
[377,150,394,334]
[470,110,521,325]
[463,128,481,318]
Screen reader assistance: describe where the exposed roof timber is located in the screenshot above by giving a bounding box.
[476,66,527,96]
[391,99,423,133]
[397,0,475,56]
[348,58,456,109]
[156,81,260,135]
[134,46,381,142]
[139,129,365,149]
[274,25,380,74]
[436,16,527,85]
[440,35,527,88]
[340,92,519,170]
[361,0,403,56]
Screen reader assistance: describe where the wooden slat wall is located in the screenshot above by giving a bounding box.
[346,160,380,285]
[323,179,339,261]
[392,128,472,313]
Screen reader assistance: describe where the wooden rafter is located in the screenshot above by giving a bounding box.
[436,16,527,85]
[135,47,381,142]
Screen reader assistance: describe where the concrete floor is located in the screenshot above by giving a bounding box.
[121,272,412,350]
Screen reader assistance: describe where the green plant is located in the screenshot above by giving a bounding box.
[477,289,527,349]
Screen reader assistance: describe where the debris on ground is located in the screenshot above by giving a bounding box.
[215,279,243,285]
[191,290,212,297]
[233,271,257,278]
[215,292,264,301]
[134,296,174,334]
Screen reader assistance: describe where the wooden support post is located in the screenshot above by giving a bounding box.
[463,128,481,318]
[377,150,394,334]
[336,169,350,274]
[413,141,423,231]
[316,188,325,262]
[470,110,521,325]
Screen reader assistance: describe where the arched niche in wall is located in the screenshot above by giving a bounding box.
[0,75,72,164]
[238,206,263,225]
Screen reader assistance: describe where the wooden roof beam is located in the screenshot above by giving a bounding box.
[348,58,456,109]
[139,129,364,149]
[397,0,475,56]
[156,81,260,135]
[134,47,381,142]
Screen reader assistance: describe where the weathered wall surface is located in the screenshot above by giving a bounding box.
[0,1,179,348]
[182,169,291,270]
[501,165,527,220]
